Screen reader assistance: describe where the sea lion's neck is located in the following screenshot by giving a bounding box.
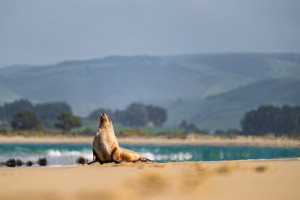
[98,121,112,129]
[98,124,114,134]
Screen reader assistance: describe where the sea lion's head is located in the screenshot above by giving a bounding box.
[99,113,113,128]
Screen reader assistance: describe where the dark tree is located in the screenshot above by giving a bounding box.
[214,129,225,135]
[11,111,43,130]
[215,129,241,136]
[186,123,199,133]
[114,103,168,127]
[35,102,72,123]
[115,110,128,125]
[0,106,4,119]
[123,103,148,127]
[146,105,167,126]
[241,105,300,135]
[115,104,148,127]
[1,99,34,119]
[179,120,188,130]
[178,119,205,134]
[241,105,281,135]
[225,129,241,135]
[279,105,300,134]
[55,112,82,131]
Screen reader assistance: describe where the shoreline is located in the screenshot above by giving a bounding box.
[0,135,300,147]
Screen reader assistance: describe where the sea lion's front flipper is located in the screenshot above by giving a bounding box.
[88,149,99,165]
[93,149,96,162]
[111,147,121,164]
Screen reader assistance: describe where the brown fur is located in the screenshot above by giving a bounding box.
[119,148,151,162]
[91,113,152,164]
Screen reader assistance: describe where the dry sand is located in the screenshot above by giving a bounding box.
[0,158,299,200]
[1,135,300,147]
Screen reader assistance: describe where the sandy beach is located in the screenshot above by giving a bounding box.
[0,158,299,200]
[1,136,300,199]
[1,135,300,147]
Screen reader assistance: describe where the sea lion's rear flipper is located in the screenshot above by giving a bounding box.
[111,147,121,164]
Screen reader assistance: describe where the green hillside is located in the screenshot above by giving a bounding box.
[166,78,300,131]
[0,82,20,104]
[0,53,299,123]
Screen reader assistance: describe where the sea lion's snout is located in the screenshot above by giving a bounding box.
[100,113,107,121]
[100,113,111,124]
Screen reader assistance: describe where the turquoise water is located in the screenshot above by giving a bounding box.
[0,143,300,166]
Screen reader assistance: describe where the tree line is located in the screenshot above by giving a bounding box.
[0,99,71,122]
[241,105,300,136]
[0,100,168,131]
[88,103,167,127]
[0,99,81,131]
[2,99,299,137]
[10,111,82,131]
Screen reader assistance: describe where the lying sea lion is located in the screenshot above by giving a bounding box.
[90,113,152,164]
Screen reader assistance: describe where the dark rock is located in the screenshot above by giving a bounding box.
[26,161,33,167]
[38,158,47,166]
[16,159,24,166]
[77,157,88,164]
[6,159,16,167]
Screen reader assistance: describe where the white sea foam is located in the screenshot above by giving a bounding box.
[47,150,90,157]
[44,149,93,165]
[140,152,193,161]
[219,151,224,159]
[47,150,63,157]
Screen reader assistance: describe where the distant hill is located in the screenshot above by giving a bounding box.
[166,78,300,131]
[0,53,300,126]
[0,84,20,105]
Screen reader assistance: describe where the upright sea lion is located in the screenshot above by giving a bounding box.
[91,113,152,164]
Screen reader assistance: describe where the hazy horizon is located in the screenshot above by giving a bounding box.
[1,0,300,67]
[3,52,300,68]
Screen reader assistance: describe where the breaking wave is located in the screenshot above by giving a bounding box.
[1,143,300,167]
[45,149,93,166]
[140,152,193,161]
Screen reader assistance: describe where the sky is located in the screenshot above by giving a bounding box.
[0,0,300,67]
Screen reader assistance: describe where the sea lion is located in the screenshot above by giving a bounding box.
[90,113,152,164]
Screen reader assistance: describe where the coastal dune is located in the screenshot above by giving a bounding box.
[0,158,299,200]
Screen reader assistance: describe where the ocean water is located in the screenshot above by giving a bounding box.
[0,143,300,167]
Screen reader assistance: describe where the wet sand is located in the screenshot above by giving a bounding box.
[0,158,299,200]
[1,135,300,147]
